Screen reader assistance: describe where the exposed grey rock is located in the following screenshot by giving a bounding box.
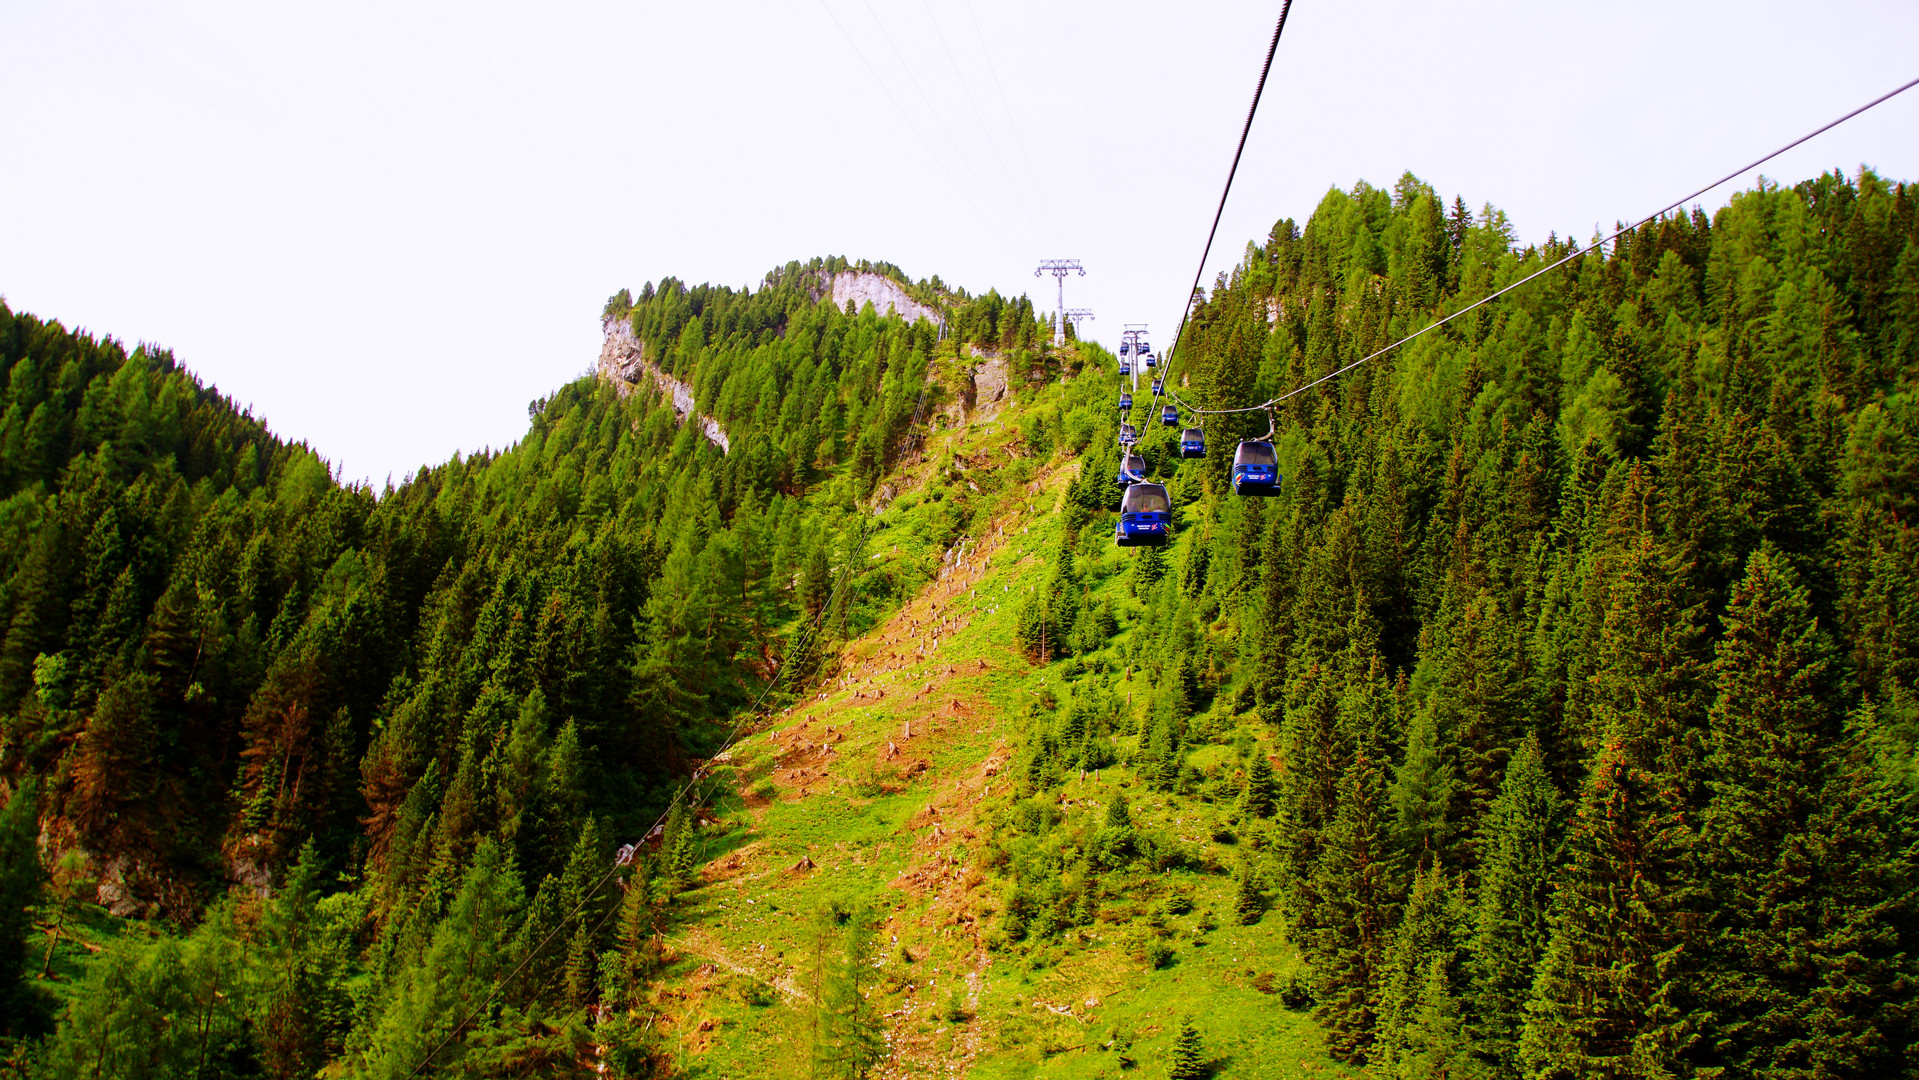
[95,856,143,917]
[229,853,274,897]
[967,348,1010,422]
[823,271,943,327]
[597,316,731,453]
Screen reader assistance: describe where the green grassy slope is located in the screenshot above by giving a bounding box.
[650,359,1353,1080]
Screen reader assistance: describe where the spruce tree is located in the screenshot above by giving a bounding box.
[1016,586,1048,661]
[595,915,646,1017]
[1690,548,1919,1077]
[256,840,350,1078]
[1519,476,1712,1079]
[1275,672,1342,937]
[1372,865,1471,1077]
[356,839,527,1076]
[812,905,886,1079]
[1093,790,1138,870]
[563,922,596,1009]
[1517,738,1695,1080]
[1425,586,1523,861]
[1465,736,1562,1077]
[1168,1016,1206,1080]
[1764,709,1919,1079]
[1233,857,1264,925]
[1391,956,1484,1080]
[1388,702,1459,871]
[1242,751,1278,819]
[0,777,49,1035]
[663,803,698,884]
[800,542,832,618]
[1130,543,1169,598]
[1307,750,1399,1065]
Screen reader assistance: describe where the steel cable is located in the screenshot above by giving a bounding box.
[1156,1,1296,416]
[1176,73,1919,420]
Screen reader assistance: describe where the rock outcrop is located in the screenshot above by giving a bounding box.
[596,271,944,454]
[937,346,1011,427]
[966,347,1010,422]
[822,271,943,327]
[597,316,731,453]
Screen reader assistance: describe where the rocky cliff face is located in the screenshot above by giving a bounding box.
[937,346,1011,428]
[597,272,944,453]
[597,316,731,453]
[823,271,943,327]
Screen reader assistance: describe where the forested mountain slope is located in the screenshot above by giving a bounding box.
[0,172,1915,1080]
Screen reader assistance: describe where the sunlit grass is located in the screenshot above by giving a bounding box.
[660,364,1354,1078]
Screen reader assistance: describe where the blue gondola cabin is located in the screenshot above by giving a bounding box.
[1115,482,1171,547]
[1231,439,1281,496]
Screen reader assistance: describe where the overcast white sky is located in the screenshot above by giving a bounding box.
[4,1,1916,485]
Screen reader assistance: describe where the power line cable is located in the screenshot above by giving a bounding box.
[918,0,1053,246]
[813,0,1022,253]
[1173,73,1919,419]
[961,0,1059,248]
[855,0,1030,249]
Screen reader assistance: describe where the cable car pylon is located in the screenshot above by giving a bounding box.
[1035,259,1085,345]
[1065,308,1096,343]
[1120,325,1148,392]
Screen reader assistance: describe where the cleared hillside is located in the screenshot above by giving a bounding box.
[644,375,1350,1079]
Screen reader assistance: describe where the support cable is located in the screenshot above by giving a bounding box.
[856,0,1029,248]
[961,0,1058,248]
[1172,73,1919,419]
[1156,1,1295,406]
[814,0,1022,252]
[919,0,1052,246]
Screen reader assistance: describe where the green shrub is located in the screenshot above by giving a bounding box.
[1169,1017,1205,1080]
[1280,972,1314,1011]
[1089,825,1137,870]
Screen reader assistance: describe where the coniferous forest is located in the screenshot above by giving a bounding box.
[0,171,1915,1079]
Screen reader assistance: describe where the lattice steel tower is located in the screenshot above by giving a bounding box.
[1034,259,1085,345]
[1121,325,1149,389]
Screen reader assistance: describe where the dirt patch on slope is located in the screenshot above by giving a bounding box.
[671,453,1073,1078]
